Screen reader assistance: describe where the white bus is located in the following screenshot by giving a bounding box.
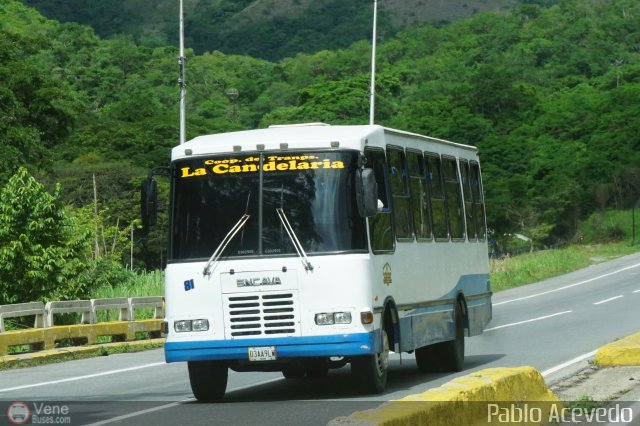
[142,123,492,401]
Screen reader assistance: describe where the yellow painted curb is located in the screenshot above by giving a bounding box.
[0,338,165,367]
[329,367,562,426]
[0,320,162,355]
[595,332,640,366]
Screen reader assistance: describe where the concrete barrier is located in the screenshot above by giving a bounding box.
[92,298,132,322]
[0,297,165,356]
[0,320,162,356]
[0,302,45,332]
[595,332,640,366]
[329,366,561,426]
[129,296,164,320]
[45,300,93,327]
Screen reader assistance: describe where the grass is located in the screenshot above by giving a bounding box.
[490,242,640,292]
[90,270,164,321]
[579,209,640,243]
[566,396,602,413]
[91,269,164,299]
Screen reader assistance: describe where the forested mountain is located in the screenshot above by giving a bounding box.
[1,0,639,276]
[20,0,546,60]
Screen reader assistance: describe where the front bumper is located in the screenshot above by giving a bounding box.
[164,332,375,363]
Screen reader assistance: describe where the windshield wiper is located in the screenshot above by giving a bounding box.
[276,208,314,271]
[203,214,250,276]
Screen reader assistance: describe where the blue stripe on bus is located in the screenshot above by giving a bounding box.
[164,332,376,363]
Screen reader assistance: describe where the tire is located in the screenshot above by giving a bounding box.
[282,364,305,379]
[188,360,228,402]
[351,328,389,394]
[436,301,465,372]
[415,343,440,373]
[304,362,329,379]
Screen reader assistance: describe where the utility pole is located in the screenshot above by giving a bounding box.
[369,0,378,125]
[93,173,100,259]
[632,205,635,245]
[179,0,186,144]
[130,226,134,270]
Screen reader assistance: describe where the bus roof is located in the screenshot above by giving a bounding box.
[172,123,477,160]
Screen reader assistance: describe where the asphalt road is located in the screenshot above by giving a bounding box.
[1,252,639,425]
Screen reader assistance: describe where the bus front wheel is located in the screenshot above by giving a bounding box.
[282,364,305,379]
[351,328,389,394]
[188,360,228,402]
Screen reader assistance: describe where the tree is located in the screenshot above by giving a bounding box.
[0,168,92,303]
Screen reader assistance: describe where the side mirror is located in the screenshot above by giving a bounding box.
[141,177,158,228]
[356,168,379,218]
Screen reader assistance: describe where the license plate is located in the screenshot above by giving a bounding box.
[248,346,277,361]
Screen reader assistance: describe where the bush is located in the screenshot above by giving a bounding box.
[0,168,139,304]
[0,168,92,304]
[580,210,636,244]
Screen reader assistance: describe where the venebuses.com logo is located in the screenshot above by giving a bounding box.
[7,402,30,425]
[6,401,72,424]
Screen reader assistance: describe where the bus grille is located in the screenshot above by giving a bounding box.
[224,292,300,338]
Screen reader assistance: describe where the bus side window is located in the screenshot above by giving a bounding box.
[365,148,395,253]
[460,159,477,240]
[470,161,487,240]
[407,150,432,240]
[425,153,449,240]
[443,156,465,240]
[387,146,413,240]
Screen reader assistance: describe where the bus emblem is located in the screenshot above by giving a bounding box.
[237,277,282,287]
[383,262,392,286]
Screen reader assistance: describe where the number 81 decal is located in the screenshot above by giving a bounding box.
[184,279,195,291]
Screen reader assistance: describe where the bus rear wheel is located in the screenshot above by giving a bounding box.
[188,360,228,402]
[415,344,439,373]
[415,301,465,373]
[437,301,465,372]
[351,328,389,394]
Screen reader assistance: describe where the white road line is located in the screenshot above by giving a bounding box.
[494,262,640,306]
[227,377,282,393]
[84,377,283,426]
[541,349,598,377]
[0,362,166,393]
[85,400,187,426]
[633,289,640,294]
[593,295,624,305]
[484,310,572,332]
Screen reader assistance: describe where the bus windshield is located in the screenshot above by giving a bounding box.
[170,150,367,261]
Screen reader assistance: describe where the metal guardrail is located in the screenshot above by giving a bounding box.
[0,297,164,356]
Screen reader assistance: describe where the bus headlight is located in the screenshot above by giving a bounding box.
[315,312,352,325]
[192,319,209,332]
[174,319,209,332]
[174,320,192,332]
[315,313,334,325]
[334,312,352,324]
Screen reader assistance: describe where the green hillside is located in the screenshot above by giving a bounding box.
[0,0,638,301]
[21,0,535,60]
